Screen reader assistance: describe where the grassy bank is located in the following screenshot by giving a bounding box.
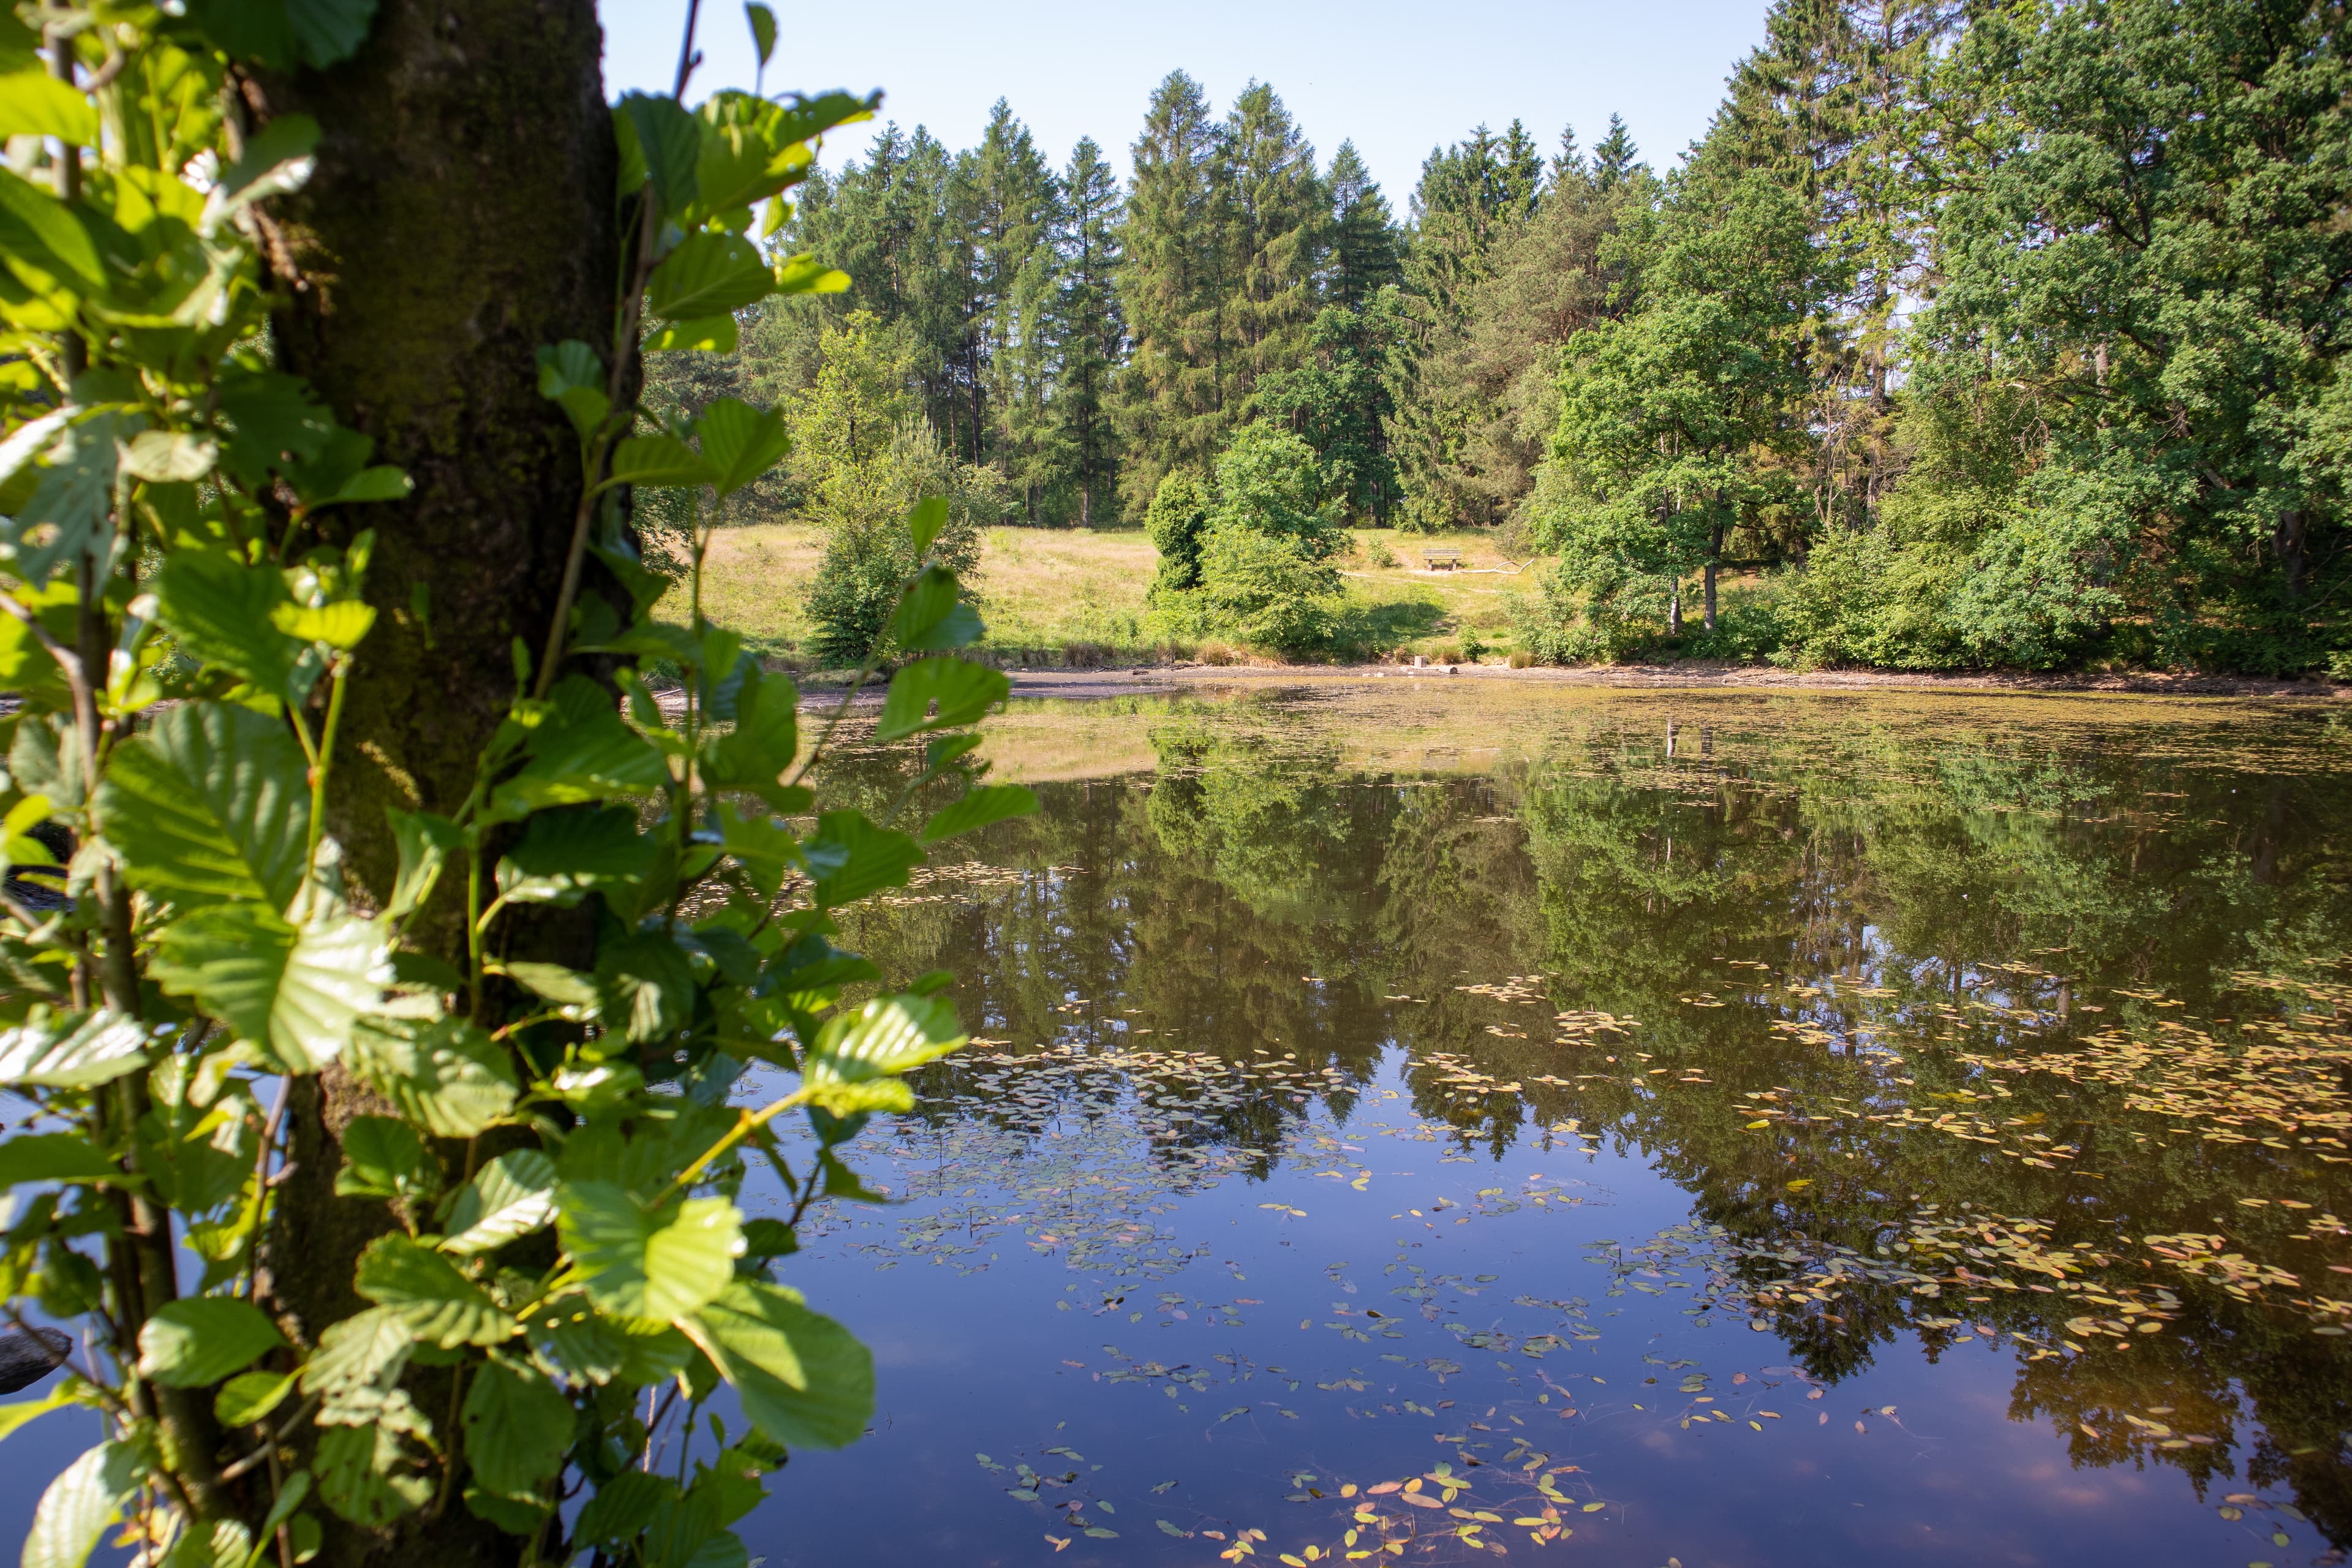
[662,522,1547,667]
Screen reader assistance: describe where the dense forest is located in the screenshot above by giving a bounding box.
[665,0,2351,674]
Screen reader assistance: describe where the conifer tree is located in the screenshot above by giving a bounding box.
[1327,140,1403,312]
[1117,70,1232,513]
[1051,137,1128,526]
[1386,121,1551,527]
[1222,83,1327,404]
[1590,113,1642,192]
[968,100,1065,508]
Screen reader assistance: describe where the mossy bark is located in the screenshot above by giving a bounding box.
[247,6,622,1565]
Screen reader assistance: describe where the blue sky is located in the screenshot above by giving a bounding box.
[599,0,1774,205]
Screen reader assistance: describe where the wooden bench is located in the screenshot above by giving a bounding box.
[1421,548,1464,571]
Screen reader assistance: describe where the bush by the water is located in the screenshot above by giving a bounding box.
[1152,426,1348,656]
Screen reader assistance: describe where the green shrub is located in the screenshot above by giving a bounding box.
[1158,426,1348,656]
[1145,470,1212,598]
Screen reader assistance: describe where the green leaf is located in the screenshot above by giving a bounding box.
[0,168,103,296]
[907,495,949,556]
[4,415,118,591]
[644,314,739,355]
[0,1012,149,1090]
[888,565,984,652]
[461,1355,570,1501]
[690,1281,872,1450]
[617,92,701,217]
[442,1151,557,1256]
[489,676,669,819]
[121,431,217,483]
[703,668,799,804]
[0,69,97,146]
[384,807,460,921]
[500,805,657,904]
[769,254,849,296]
[213,1369,296,1428]
[524,1293,688,1388]
[270,599,377,650]
[315,1423,431,1528]
[645,232,775,321]
[0,1132,124,1188]
[606,432,713,490]
[807,994,965,1092]
[137,1297,284,1388]
[334,1115,437,1202]
[919,783,1037,846]
[153,546,315,705]
[695,398,789,499]
[464,1485,551,1536]
[0,1385,83,1443]
[215,369,336,488]
[800,812,921,908]
[559,1183,741,1324]
[535,341,610,442]
[148,904,388,1074]
[744,3,777,66]
[594,929,699,1045]
[21,1440,140,1568]
[345,1017,517,1138]
[575,1469,676,1551]
[353,1234,516,1348]
[298,1305,411,1411]
[874,657,1008,743]
[495,961,600,1009]
[94,702,310,909]
[183,0,379,71]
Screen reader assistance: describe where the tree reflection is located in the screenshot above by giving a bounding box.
[833,696,2352,1542]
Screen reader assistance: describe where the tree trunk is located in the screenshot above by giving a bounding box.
[2277,507,2308,603]
[249,6,622,1564]
[1704,519,1722,633]
[268,0,622,899]
[1667,580,1683,638]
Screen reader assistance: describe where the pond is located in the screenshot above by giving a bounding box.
[746,682,2352,1568]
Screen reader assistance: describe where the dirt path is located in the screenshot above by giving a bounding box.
[984,660,2351,703]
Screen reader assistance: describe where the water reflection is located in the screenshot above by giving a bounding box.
[766,687,2350,1566]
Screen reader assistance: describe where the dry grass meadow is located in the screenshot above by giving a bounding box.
[662,522,1545,669]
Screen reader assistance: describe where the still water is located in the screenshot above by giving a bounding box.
[747,683,2352,1568]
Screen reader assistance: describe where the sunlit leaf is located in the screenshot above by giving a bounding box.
[353,1233,516,1348]
[559,1182,741,1323]
[689,1281,872,1450]
[442,1151,558,1256]
[94,702,310,908]
[137,1298,284,1389]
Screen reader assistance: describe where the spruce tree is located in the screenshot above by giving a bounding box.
[1117,70,1231,514]
[1222,82,1327,407]
[1386,121,1550,527]
[1327,140,1402,313]
[1591,113,1642,192]
[1051,137,1128,526]
[968,100,1064,510]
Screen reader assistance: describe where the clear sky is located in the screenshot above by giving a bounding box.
[598,0,1774,205]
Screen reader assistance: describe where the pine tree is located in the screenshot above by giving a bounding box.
[1116,70,1231,514]
[1050,137,1126,526]
[1326,140,1401,313]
